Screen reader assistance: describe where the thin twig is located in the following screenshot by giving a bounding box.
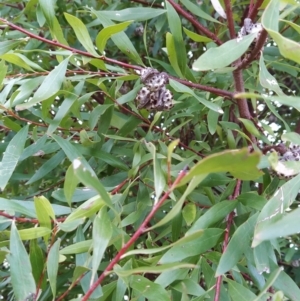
[247,0,264,20]
[235,29,268,71]
[0,18,136,70]
[214,180,241,301]
[222,0,254,143]
[1,18,232,99]
[80,167,188,301]
[130,0,163,8]
[166,0,222,45]
[223,0,236,39]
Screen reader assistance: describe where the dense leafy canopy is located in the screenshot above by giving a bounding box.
[1,0,300,300]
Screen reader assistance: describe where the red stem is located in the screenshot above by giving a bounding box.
[80,168,188,301]
[247,0,264,20]
[223,0,236,39]
[222,0,254,141]
[167,0,222,45]
[0,18,232,99]
[214,180,241,301]
[235,29,268,71]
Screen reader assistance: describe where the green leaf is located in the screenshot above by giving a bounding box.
[0,40,22,56]
[115,263,195,277]
[72,158,113,208]
[192,34,256,71]
[0,198,36,218]
[259,54,284,96]
[165,1,187,75]
[9,221,36,301]
[253,173,300,247]
[183,27,212,43]
[169,79,223,113]
[60,240,92,255]
[166,32,183,77]
[64,13,100,57]
[122,230,204,258]
[216,213,258,276]
[187,200,238,234]
[64,164,80,207]
[34,196,54,242]
[0,53,35,71]
[47,239,60,298]
[178,148,263,186]
[238,118,261,137]
[30,239,45,286]
[98,7,166,21]
[130,275,170,301]
[0,125,28,191]
[159,228,223,263]
[39,0,55,30]
[91,207,113,283]
[144,141,166,203]
[227,278,257,301]
[96,21,133,53]
[47,82,83,135]
[52,134,95,174]
[281,132,300,145]
[26,150,65,184]
[254,267,283,301]
[4,227,52,240]
[90,8,143,65]
[181,0,222,24]
[63,195,105,223]
[16,57,69,109]
[273,268,300,301]
[262,0,300,64]
[182,202,196,226]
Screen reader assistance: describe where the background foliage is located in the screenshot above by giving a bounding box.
[1,0,300,300]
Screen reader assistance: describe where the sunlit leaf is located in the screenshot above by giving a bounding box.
[16,57,69,109]
[47,239,60,298]
[0,125,28,191]
[96,21,133,53]
[64,13,100,57]
[192,34,256,71]
[9,221,36,301]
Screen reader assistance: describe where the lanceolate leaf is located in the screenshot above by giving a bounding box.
[0,125,28,191]
[253,173,300,247]
[47,239,61,298]
[262,0,300,64]
[192,34,257,71]
[16,57,69,109]
[178,148,263,186]
[96,21,133,53]
[9,221,36,301]
[64,13,100,57]
[216,213,259,276]
[91,207,113,283]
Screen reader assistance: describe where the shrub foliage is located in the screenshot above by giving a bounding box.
[1,0,300,300]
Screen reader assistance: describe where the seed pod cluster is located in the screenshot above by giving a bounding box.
[237,18,262,42]
[270,144,300,179]
[136,67,173,111]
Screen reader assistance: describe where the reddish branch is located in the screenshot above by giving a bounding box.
[247,0,264,20]
[0,18,232,99]
[214,180,241,301]
[0,211,66,224]
[167,0,222,45]
[223,0,236,39]
[222,0,254,142]
[80,168,188,301]
[235,29,268,71]
[130,0,163,8]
